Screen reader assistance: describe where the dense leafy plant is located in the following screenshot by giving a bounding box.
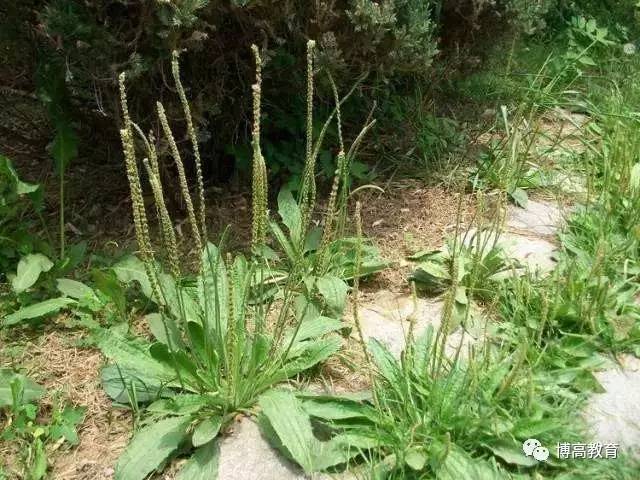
[409,211,512,328]
[260,324,605,479]
[0,370,84,480]
[264,64,388,316]
[97,42,369,480]
[5,0,442,178]
[3,0,584,183]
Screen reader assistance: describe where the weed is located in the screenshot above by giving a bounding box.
[97,42,371,479]
[0,370,84,480]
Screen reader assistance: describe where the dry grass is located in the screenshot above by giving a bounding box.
[358,180,475,292]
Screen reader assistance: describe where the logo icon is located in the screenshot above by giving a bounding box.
[523,438,549,462]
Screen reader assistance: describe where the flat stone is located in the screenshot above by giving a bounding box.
[584,355,640,458]
[218,418,306,480]
[500,233,557,273]
[357,294,442,358]
[553,172,588,197]
[459,229,557,275]
[506,200,562,237]
[356,292,478,359]
[217,417,356,480]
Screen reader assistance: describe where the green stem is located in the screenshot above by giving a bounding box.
[59,165,65,259]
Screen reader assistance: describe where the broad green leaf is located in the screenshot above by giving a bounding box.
[199,243,229,333]
[279,337,342,379]
[101,365,165,404]
[487,441,538,467]
[302,397,371,420]
[149,342,202,389]
[52,123,78,173]
[59,241,87,274]
[158,273,200,322]
[113,256,152,298]
[405,447,427,471]
[277,188,302,244]
[283,316,344,347]
[30,438,48,480]
[11,253,53,293]
[4,297,76,326]
[413,325,435,373]
[410,260,450,291]
[49,405,86,445]
[578,55,596,66]
[115,259,196,324]
[146,313,182,349]
[630,162,640,192]
[0,155,40,195]
[176,440,220,480]
[0,369,45,407]
[509,187,528,208]
[258,390,322,473]
[93,269,126,313]
[56,278,100,307]
[259,390,360,473]
[316,275,349,316]
[368,338,399,383]
[115,416,191,480]
[304,226,322,253]
[270,221,299,264]
[147,394,211,416]
[432,444,510,480]
[192,416,222,447]
[98,329,176,381]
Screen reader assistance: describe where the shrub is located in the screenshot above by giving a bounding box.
[2,1,571,180]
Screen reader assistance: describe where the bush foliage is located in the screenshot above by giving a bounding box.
[2,0,636,179]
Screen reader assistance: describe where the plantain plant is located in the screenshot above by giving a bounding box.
[266,46,388,317]
[102,43,353,480]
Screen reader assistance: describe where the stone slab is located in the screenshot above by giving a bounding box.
[500,233,557,273]
[584,355,640,458]
[218,418,306,480]
[356,292,478,359]
[506,200,563,237]
[217,417,356,480]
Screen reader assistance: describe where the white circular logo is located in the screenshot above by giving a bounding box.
[523,438,541,457]
[533,446,550,462]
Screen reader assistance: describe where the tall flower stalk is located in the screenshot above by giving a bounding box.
[250,44,268,251]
